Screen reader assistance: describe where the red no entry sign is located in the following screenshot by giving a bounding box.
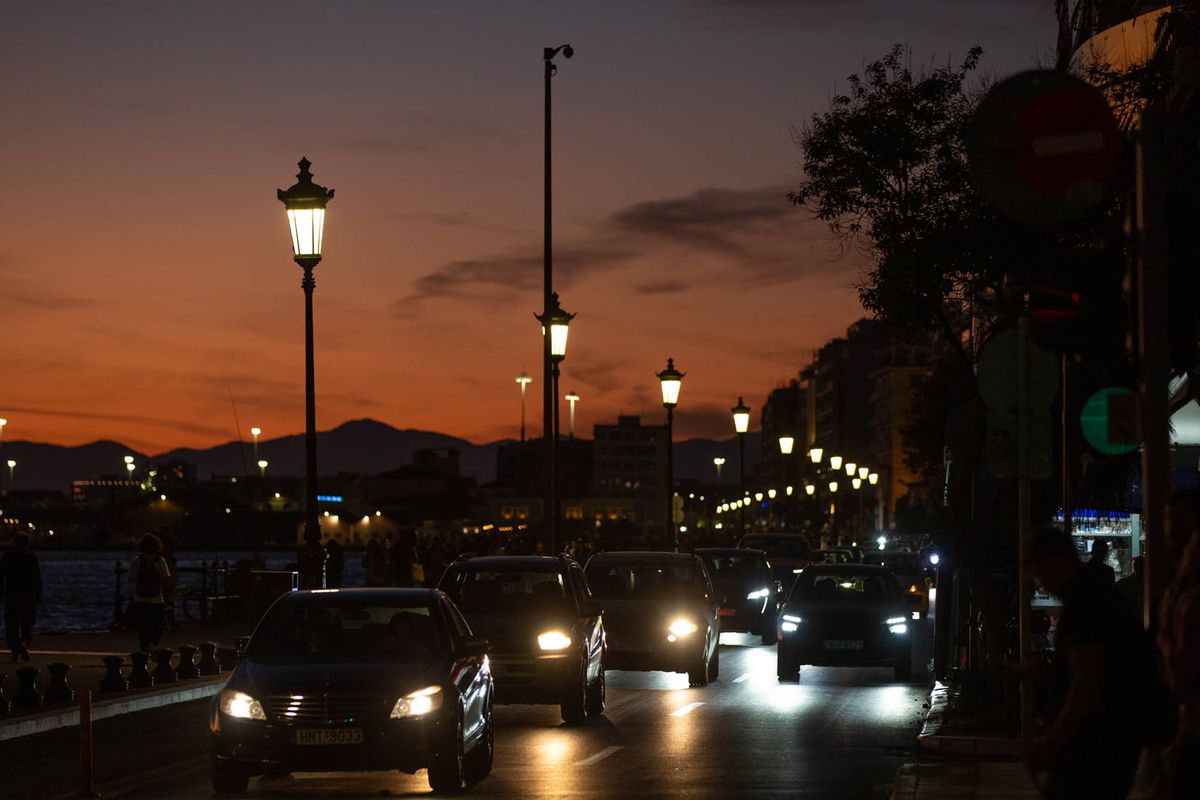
[966,70,1121,226]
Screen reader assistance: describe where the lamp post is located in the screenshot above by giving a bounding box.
[713,457,726,485]
[250,426,262,460]
[542,43,573,556]
[6,460,14,492]
[658,358,684,548]
[515,373,532,441]
[731,397,750,533]
[258,459,269,479]
[564,391,580,440]
[278,157,334,589]
[124,455,135,484]
[536,292,573,553]
[0,418,6,494]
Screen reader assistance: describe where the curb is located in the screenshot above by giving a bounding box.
[916,680,1023,758]
[0,677,224,742]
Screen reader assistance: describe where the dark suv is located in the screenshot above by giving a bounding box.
[438,555,605,724]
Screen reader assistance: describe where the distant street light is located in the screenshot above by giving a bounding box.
[778,436,794,454]
[805,484,816,496]
[564,390,581,439]
[731,397,751,532]
[808,447,823,464]
[829,455,843,471]
[125,457,136,483]
[868,472,879,485]
[250,426,262,459]
[515,373,533,442]
[536,291,574,552]
[828,481,839,493]
[658,358,684,548]
[6,459,15,491]
[852,477,862,490]
[258,459,269,478]
[278,157,334,589]
[713,456,726,484]
[858,466,869,480]
[845,461,857,477]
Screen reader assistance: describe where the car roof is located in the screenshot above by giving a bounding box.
[588,550,698,564]
[695,547,765,557]
[801,563,894,575]
[287,587,441,601]
[447,555,569,571]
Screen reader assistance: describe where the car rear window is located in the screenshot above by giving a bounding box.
[873,554,921,574]
[442,569,569,615]
[248,597,440,663]
[740,536,810,559]
[585,560,700,602]
[790,571,899,602]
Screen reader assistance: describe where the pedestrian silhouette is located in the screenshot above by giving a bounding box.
[1,534,42,663]
[128,534,171,653]
[325,539,345,588]
[1084,538,1116,587]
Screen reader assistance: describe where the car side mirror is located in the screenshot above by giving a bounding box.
[460,635,489,656]
[580,600,603,618]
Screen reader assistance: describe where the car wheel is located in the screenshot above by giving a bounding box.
[585,665,606,717]
[777,654,800,682]
[211,758,249,795]
[428,707,465,793]
[707,643,720,681]
[464,699,493,782]
[894,658,913,682]
[688,638,711,686]
[560,662,588,725]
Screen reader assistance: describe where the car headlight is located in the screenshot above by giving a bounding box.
[219,689,266,720]
[888,624,908,635]
[667,618,698,638]
[885,616,906,626]
[537,631,572,651]
[746,588,770,600]
[780,614,803,633]
[390,686,444,719]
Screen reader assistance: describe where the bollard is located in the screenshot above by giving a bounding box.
[176,644,200,680]
[197,642,220,676]
[45,662,76,704]
[152,648,177,684]
[216,644,238,671]
[99,656,129,693]
[78,689,97,798]
[13,666,42,710]
[0,673,10,714]
[127,651,154,689]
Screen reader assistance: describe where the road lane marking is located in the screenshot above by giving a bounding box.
[732,673,750,683]
[670,701,705,717]
[574,745,624,766]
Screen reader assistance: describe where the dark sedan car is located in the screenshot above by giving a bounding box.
[776,564,915,682]
[584,551,720,685]
[696,547,780,645]
[437,555,605,724]
[209,588,493,794]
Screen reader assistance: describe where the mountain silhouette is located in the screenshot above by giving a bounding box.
[0,418,760,492]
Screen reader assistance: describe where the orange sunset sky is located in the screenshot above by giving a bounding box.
[1,1,1057,453]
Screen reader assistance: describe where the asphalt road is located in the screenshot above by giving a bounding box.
[76,616,932,800]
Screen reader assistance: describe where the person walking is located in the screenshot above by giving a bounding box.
[1,534,42,663]
[1026,527,1165,799]
[325,538,345,588]
[362,538,390,587]
[391,531,418,588]
[128,534,171,654]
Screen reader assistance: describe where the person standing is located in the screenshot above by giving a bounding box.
[128,534,171,653]
[1084,538,1116,587]
[362,538,390,587]
[1,534,42,663]
[325,538,345,588]
[1026,527,1161,799]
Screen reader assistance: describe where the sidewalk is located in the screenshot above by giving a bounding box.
[1,621,250,733]
[891,761,1039,800]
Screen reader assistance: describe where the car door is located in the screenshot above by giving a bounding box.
[695,558,720,660]
[440,597,487,740]
[570,564,604,682]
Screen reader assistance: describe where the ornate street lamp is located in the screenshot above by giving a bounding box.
[731,397,750,531]
[658,358,684,547]
[537,292,574,552]
[868,472,879,485]
[858,466,869,480]
[778,436,794,454]
[845,461,857,477]
[808,447,823,464]
[805,484,816,496]
[278,157,334,588]
[829,455,843,471]
[852,477,863,490]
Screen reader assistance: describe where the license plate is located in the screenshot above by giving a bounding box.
[294,728,363,746]
[823,639,863,651]
[717,607,737,617]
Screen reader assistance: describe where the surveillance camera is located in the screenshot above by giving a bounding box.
[563,45,574,58]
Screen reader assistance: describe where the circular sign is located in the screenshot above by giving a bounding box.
[1080,387,1137,455]
[965,70,1121,226]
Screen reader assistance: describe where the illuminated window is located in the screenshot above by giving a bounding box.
[566,506,583,520]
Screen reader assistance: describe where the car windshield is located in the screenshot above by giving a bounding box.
[247,597,440,663]
[874,554,921,574]
[443,569,569,615]
[790,571,899,602]
[586,561,701,602]
[741,536,809,560]
[700,553,767,581]
[819,550,852,564]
